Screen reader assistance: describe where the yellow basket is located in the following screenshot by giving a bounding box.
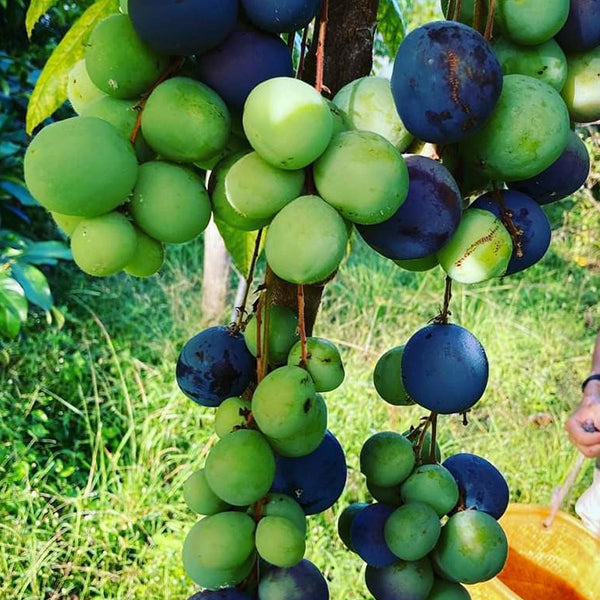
[468,504,600,600]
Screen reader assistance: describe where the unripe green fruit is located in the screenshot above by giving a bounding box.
[183,547,255,590]
[71,212,137,277]
[437,209,513,284]
[360,432,415,487]
[428,579,471,600]
[562,47,600,124]
[183,468,230,516]
[327,100,353,136]
[338,502,368,551]
[249,493,306,535]
[366,480,403,506]
[142,77,231,163]
[214,397,252,439]
[243,77,333,169]
[67,60,105,114]
[131,161,211,244]
[255,516,305,568]
[51,212,83,237]
[401,464,459,517]
[265,195,348,284]
[124,228,164,277]
[395,254,439,272]
[287,337,345,392]
[195,133,250,171]
[24,117,138,217]
[85,14,168,99]
[373,346,412,406]
[402,430,442,464]
[314,131,409,225]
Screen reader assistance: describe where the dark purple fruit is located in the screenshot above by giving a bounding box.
[241,0,322,34]
[350,503,397,568]
[258,559,329,600]
[556,0,600,52]
[189,590,252,600]
[365,558,434,600]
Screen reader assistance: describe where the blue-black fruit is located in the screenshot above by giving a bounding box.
[443,453,510,519]
[508,131,590,205]
[391,21,502,144]
[241,0,322,34]
[189,589,252,599]
[176,326,255,407]
[471,190,551,275]
[402,324,488,415]
[357,155,462,260]
[128,0,238,56]
[258,559,329,600]
[556,0,600,52]
[271,431,347,515]
[195,25,294,111]
[350,503,397,568]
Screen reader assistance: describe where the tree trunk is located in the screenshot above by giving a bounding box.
[201,220,231,324]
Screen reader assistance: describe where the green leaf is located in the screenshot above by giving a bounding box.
[215,220,264,276]
[11,263,53,311]
[19,241,72,263]
[0,276,27,338]
[26,0,120,134]
[26,0,60,37]
[378,0,408,57]
[0,178,39,207]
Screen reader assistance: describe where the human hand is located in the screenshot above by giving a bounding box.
[566,382,600,458]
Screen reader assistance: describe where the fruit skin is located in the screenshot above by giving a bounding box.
[258,559,329,600]
[183,468,231,516]
[128,0,238,56]
[249,493,306,535]
[401,464,460,517]
[214,397,252,439]
[195,25,294,111]
[427,579,471,600]
[243,77,333,170]
[189,589,252,600]
[374,347,411,406]
[365,558,434,600]
[271,430,347,515]
[24,117,138,217]
[51,213,83,237]
[183,548,255,590]
[461,74,570,181]
[333,76,413,151]
[395,255,439,272]
[287,337,345,393]
[71,213,137,277]
[350,503,397,568]
[432,511,508,584]
[357,155,461,260]
[85,14,168,99]
[443,453,510,519]
[402,323,489,415]
[367,480,403,507]
[360,432,415,488]
[142,77,231,163]
[242,0,322,34]
[471,190,551,275]
[124,228,164,278]
[509,130,590,205]
[338,502,368,551]
[67,60,105,114]
[561,46,600,123]
[205,429,276,506]
[391,21,502,144]
[131,161,212,244]
[556,0,600,52]
[255,516,305,567]
[176,326,255,407]
[265,195,348,285]
[314,131,409,225]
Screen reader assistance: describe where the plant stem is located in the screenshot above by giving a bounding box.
[297,284,308,368]
[453,0,463,21]
[434,276,453,324]
[492,184,523,258]
[234,229,264,331]
[484,0,496,40]
[296,26,310,79]
[429,412,439,463]
[315,0,330,94]
[473,0,484,32]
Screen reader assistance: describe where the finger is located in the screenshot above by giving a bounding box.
[580,443,600,459]
[566,419,600,444]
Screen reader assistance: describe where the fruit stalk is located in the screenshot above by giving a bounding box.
[484,0,496,40]
[297,284,309,367]
[234,228,264,331]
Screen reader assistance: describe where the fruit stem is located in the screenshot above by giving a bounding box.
[260,286,271,382]
[434,276,453,324]
[256,294,264,382]
[414,416,432,463]
[446,0,456,19]
[297,284,309,368]
[492,184,524,258]
[484,0,496,41]
[315,0,330,94]
[296,26,310,80]
[453,0,463,21]
[287,31,296,50]
[473,0,484,32]
[429,412,439,463]
[234,229,264,331]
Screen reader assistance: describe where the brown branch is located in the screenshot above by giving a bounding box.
[484,0,496,40]
[473,0,484,31]
[453,0,463,21]
[315,0,330,94]
[234,229,264,331]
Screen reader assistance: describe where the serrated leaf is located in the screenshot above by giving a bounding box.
[11,263,53,311]
[0,276,27,338]
[26,0,60,37]
[215,220,264,276]
[26,0,119,134]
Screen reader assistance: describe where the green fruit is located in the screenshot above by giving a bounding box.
[401,464,459,517]
[492,37,568,91]
[183,543,255,589]
[251,365,317,439]
[402,430,442,463]
[119,0,128,13]
[85,14,168,99]
[183,468,231,516]
[327,100,353,136]
[205,429,275,506]
[243,77,333,169]
[313,131,409,225]
[562,47,600,124]
[142,77,231,162]
[462,75,570,181]
[224,152,304,220]
[440,0,489,24]
[124,228,164,277]
[360,432,415,487]
[51,212,83,237]
[437,209,513,284]
[338,502,367,551]
[24,117,138,217]
[265,195,348,284]
[428,578,472,600]
[244,304,299,366]
[287,337,345,393]
[255,516,305,568]
[131,161,211,244]
[373,346,412,406]
[214,397,252,438]
[71,212,137,277]
[67,60,105,114]
[249,493,306,535]
[395,254,439,272]
[333,76,413,150]
[432,511,508,584]
[384,502,441,561]
[366,480,403,506]
[366,559,434,600]
[195,133,250,171]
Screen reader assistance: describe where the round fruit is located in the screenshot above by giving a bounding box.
[67,60,105,114]
[255,516,305,568]
[509,130,590,204]
[249,493,306,535]
[437,209,513,284]
[258,559,329,600]
[141,77,230,163]
[205,429,275,506]
[403,430,443,464]
[128,0,238,56]
[24,117,138,217]
[287,337,345,393]
[367,480,403,507]
[562,46,600,123]
[357,155,461,259]
[85,14,168,99]
[176,326,255,407]
[401,464,460,517]
[183,546,255,590]
[365,558,434,600]
[556,0,600,52]
[71,213,137,277]
[195,25,294,111]
[243,77,333,170]
[314,131,409,225]
[124,228,164,277]
[265,195,348,284]
[328,100,353,136]
[428,579,471,600]
[432,511,508,584]
[360,432,415,487]
[242,0,322,34]
[338,502,368,551]
[131,161,211,244]
[51,212,83,237]
[350,503,397,567]
[391,21,502,144]
[183,469,230,516]
[462,74,570,181]
[402,323,489,414]
[374,347,410,406]
[395,255,439,272]
[333,76,413,150]
[197,134,250,172]
[189,589,252,600]
[214,397,252,438]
